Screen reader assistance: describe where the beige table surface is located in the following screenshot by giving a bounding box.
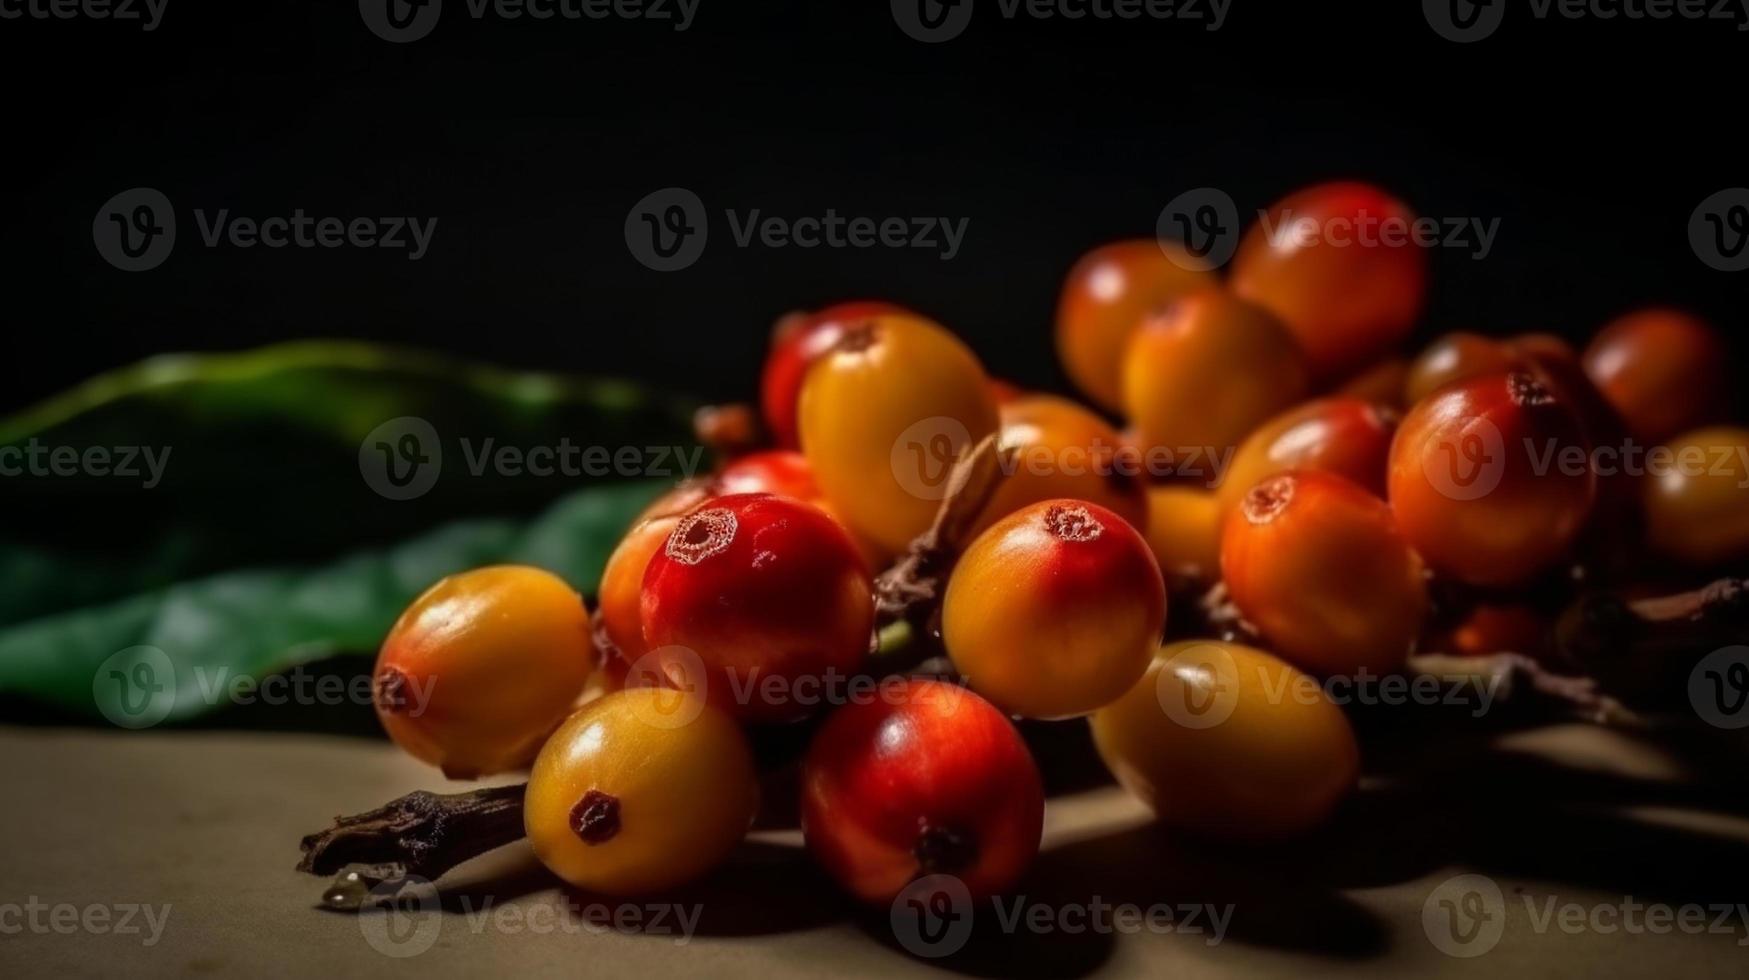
[3,723,1748,978]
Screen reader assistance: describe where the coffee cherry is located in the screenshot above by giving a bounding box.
[1090,641,1359,840]
[1405,331,1521,406]
[1144,485,1223,582]
[1337,357,1409,410]
[525,689,759,895]
[801,678,1044,902]
[1644,426,1749,567]
[714,449,821,500]
[374,565,594,779]
[973,394,1146,539]
[598,514,682,662]
[944,500,1166,718]
[1388,371,1596,587]
[798,311,1000,554]
[1056,239,1215,412]
[1583,309,1727,444]
[1216,396,1397,517]
[761,301,908,448]
[1121,289,1309,460]
[1425,604,1550,660]
[1231,181,1428,379]
[1221,471,1427,677]
[641,493,874,723]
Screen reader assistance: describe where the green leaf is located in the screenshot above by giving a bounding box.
[0,481,661,725]
[0,341,698,626]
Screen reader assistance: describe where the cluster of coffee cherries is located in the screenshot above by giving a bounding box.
[370,181,1745,907]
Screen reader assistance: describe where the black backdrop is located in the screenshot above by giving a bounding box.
[3,1,1744,409]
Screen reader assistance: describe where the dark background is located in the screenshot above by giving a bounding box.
[2,0,1744,409]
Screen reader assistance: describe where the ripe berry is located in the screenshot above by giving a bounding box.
[640,493,874,723]
[1583,309,1728,444]
[1121,289,1309,460]
[801,678,1044,903]
[761,301,908,448]
[944,500,1166,718]
[1056,239,1215,412]
[1231,181,1428,379]
[525,689,759,895]
[1388,370,1596,587]
[1337,357,1410,410]
[974,394,1147,539]
[1643,426,1749,567]
[1221,471,1427,677]
[598,513,683,662]
[713,449,822,500]
[1404,331,1523,406]
[374,565,594,779]
[1091,640,1359,840]
[1426,604,1550,660]
[1216,396,1397,516]
[798,311,1000,553]
[1144,484,1223,582]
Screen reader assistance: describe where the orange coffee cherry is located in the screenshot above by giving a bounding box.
[944,500,1166,718]
[1121,288,1309,460]
[525,689,759,895]
[973,394,1146,539]
[1583,309,1728,445]
[798,311,1000,553]
[373,565,594,779]
[1337,357,1410,410]
[1091,640,1359,840]
[1143,484,1223,582]
[1388,370,1597,587]
[1231,181,1428,379]
[1216,396,1397,515]
[1643,426,1749,567]
[1221,471,1428,677]
[1405,331,1522,405]
[1056,239,1215,412]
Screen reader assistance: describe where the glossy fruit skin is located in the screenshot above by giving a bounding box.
[1426,604,1550,660]
[1221,471,1427,677]
[1231,181,1428,379]
[1056,239,1215,412]
[374,565,594,779]
[798,312,1000,553]
[598,513,683,662]
[1405,332,1521,406]
[974,394,1147,539]
[1644,426,1749,566]
[714,449,821,500]
[1144,485,1223,582]
[525,689,759,895]
[761,301,908,448]
[1090,641,1359,840]
[1121,289,1309,460]
[640,493,874,723]
[1583,309,1727,444]
[944,500,1166,718]
[1337,357,1409,410]
[1388,371,1597,587]
[1216,396,1397,516]
[800,678,1044,903]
